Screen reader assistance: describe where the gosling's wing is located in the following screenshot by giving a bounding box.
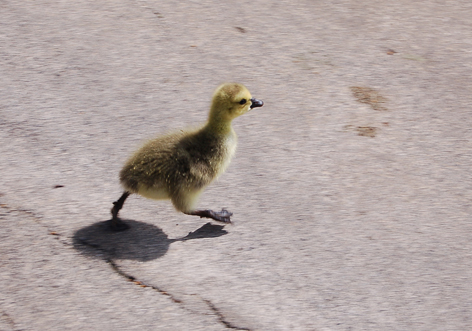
[170,145,215,191]
[119,133,181,191]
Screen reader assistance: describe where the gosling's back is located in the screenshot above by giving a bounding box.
[119,125,236,199]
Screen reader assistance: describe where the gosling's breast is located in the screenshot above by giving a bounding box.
[215,130,237,176]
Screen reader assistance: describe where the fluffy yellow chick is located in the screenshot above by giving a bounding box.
[110,83,263,230]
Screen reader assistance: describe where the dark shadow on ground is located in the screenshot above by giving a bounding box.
[73,220,228,262]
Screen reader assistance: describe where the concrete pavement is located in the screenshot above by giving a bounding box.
[1,0,471,330]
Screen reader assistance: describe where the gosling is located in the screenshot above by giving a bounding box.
[110,83,264,230]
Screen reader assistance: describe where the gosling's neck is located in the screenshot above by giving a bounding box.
[204,108,234,136]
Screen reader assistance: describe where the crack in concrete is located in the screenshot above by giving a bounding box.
[204,300,252,331]
[1,201,249,330]
[77,237,252,330]
[0,203,70,246]
[75,238,183,304]
[106,258,182,304]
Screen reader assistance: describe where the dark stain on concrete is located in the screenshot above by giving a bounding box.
[350,86,388,111]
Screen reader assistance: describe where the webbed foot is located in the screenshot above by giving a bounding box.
[211,209,233,223]
[186,209,233,223]
[109,191,131,231]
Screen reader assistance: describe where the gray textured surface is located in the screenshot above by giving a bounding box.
[1,0,472,330]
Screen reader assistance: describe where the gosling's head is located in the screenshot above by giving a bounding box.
[209,83,263,122]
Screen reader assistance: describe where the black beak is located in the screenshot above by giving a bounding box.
[250,98,264,109]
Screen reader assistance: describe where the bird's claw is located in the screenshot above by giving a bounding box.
[213,209,233,223]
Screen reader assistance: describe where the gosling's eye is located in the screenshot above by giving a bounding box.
[239,99,247,105]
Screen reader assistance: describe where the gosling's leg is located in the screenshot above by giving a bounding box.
[110,191,131,231]
[172,191,233,223]
[185,209,233,223]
